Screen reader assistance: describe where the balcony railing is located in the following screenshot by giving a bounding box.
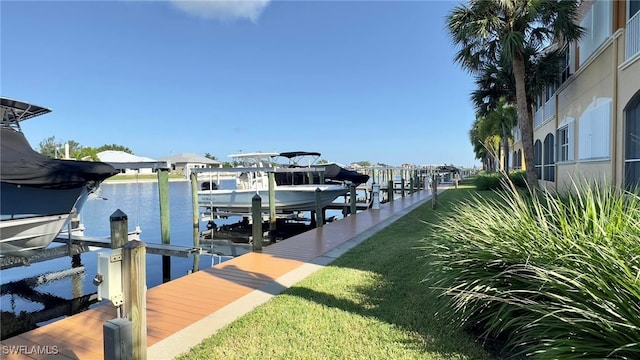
[544,97,555,122]
[534,108,544,128]
[627,11,640,61]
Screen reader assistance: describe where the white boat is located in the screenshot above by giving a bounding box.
[0,97,118,255]
[196,152,351,214]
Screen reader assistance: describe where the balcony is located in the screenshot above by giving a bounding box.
[534,108,544,128]
[627,11,640,61]
[544,97,556,122]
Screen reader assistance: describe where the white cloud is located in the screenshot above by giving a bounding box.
[170,0,270,22]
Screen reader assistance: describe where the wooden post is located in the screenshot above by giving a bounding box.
[268,172,276,242]
[314,188,323,227]
[431,174,438,209]
[157,168,171,283]
[401,176,406,198]
[349,184,357,215]
[387,180,394,202]
[109,209,128,249]
[122,240,147,360]
[251,194,262,251]
[190,171,200,273]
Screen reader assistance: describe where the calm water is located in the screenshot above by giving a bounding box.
[0,180,234,339]
[0,179,360,339]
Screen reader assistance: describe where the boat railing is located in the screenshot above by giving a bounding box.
[192,167,327,174]
[193,166,329,190]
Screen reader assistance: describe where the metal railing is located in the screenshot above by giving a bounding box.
[544,97,556,122]
[534,108,544,128]
[627,11,640,61]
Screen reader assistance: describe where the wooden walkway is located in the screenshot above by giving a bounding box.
[1,188,439,359]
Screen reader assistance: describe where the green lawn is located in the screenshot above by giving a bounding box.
[176,185,494,359]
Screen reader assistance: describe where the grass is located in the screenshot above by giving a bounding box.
[175,185,493,360]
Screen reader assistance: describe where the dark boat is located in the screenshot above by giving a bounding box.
[0,97,118,255]
[275,151,370,186]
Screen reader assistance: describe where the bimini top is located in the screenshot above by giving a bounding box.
[278,151,321,159]
[1,97,52,131]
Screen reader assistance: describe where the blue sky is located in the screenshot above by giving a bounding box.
[2,0,479,167]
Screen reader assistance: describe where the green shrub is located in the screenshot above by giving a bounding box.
[508,170,527,188]
[421,182,640,358]
[474,172,503,191]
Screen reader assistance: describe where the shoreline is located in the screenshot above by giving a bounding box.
[103,177,190,184]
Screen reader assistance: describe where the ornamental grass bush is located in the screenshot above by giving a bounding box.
[421,180,640,358]
[474,172,503,190]
[475,171,528,191]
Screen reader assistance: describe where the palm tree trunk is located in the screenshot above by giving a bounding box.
[512,53,538,187]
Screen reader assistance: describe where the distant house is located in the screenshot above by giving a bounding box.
[97,151,163,175]
[158,153,222,176]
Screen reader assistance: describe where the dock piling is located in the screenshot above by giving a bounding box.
[122,240,147,360]
[315,188,323,227]
[110,209,128,249]
[268,172,276,242]
[157,168,171,283]
[251,194,262,251]
[190,171,200,273]
[431,174,438,209]
[349,184,357,215]
[372,183,380,210]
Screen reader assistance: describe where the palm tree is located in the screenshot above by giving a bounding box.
[469,120,490,170]
[470,50,560,173]
[469,115,502,171]
[483,98,517,172]
[447,0,583,187]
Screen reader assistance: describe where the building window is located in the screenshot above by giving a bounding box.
[557,118,575,162]
[512,151,519,170]
[579,0,612,65]
[578,98,612,160]
[625,92,640,191]
[560,45,575,84]
[543,133,555,182]
[534,140,542,180]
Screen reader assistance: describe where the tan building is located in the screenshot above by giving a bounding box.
[512,0,640,191]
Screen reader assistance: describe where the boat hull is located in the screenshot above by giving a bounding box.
[0,183,92,255]
[198,185,349,213]
[0,214,72,254]
[0,182,88,216]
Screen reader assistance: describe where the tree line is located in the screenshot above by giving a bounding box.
[38,136,133,161]
[40,138,382,168]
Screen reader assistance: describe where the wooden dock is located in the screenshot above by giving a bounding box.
[1,188,439,359]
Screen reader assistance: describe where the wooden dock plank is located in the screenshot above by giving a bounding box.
[16,332,99,360]
[1,190,435,359]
